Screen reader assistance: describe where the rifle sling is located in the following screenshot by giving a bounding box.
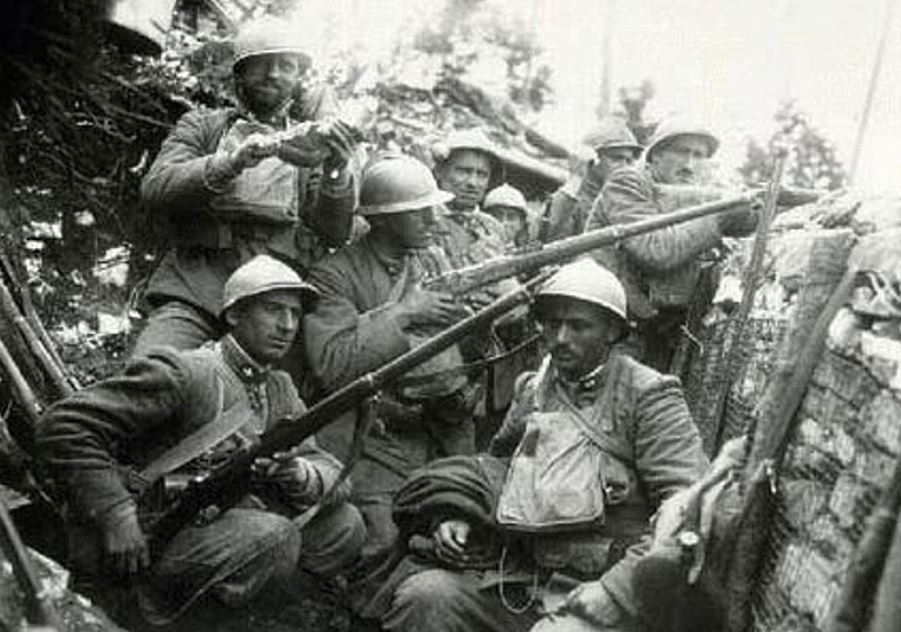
[138,378,240,486]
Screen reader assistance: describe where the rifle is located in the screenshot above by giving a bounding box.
[148,276,544,553]
[0,496,61,631]
[426,188,821,296]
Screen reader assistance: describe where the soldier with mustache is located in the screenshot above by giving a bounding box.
[585,117,759,372]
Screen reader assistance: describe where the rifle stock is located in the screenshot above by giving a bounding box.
[148,277,542,553]
[427,189,821,296]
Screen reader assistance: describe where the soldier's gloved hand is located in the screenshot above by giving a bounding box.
[229,132,280,171]
[557,580,622,626]
[100,503,150,577]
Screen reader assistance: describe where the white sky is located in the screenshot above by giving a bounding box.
[294,0,901,191]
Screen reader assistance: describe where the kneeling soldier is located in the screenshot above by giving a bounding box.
[37,255,365,625]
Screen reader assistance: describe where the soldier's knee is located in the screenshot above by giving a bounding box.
[392,569,468,616]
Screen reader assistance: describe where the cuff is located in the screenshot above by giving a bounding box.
[202,153,242,193]
[319,167,354,198]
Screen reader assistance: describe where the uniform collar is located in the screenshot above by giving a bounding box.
[366,234,411,277]
[554,362,606,397]
[219,334,270,384]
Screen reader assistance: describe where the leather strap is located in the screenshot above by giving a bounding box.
[138,378,250,485]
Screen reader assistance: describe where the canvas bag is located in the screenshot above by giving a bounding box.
[496,359,632,532]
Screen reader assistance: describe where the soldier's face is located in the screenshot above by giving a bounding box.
[485,206,526,245]
[536,297,623,379]
[235,53,306,117]
[379,207,437,249]
[437,150,494,211]
[649,136,710,184]
[595,148,638,180]
[227,290,304,364]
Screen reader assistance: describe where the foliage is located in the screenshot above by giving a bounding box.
[739,100,847,190]
[411,0,553,112]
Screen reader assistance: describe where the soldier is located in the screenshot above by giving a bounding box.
[366,258,708,632]
[304,155,477,571]
[483,183,531,249]
[585,117,758,372]
[37,256,365,626]
[134,15,358,356]
[543,119,642,242]
[431,127,508,272]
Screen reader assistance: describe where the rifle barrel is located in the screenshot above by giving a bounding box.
[149,278,541,552]
[433,194,757,295]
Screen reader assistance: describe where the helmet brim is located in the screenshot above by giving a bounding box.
[233,49,312,71]
[220,282,320,317]
[533,291,627,322]
[644,132,719,162]
[358,189,454,216]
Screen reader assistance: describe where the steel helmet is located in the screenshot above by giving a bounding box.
[483,184,527,216]
[582,118,642,155]
[220,254,319,316]
[432,127,505,187]
[358,155,454,216]
[233,16,311,69]
[536,258,627,321]
[644,117,719,161]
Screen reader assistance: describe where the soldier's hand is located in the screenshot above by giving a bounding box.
[557,580,621,626]
[322,119,359,173]
[230,132,280,171]
[718,202,759,238]
[101,506,150,577]
[252,450,316,496]
[433,519,471,566]
[277,125,331,167]
[399,287,465,329]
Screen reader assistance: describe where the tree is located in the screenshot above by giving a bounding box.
[739,100,847,190]
[614,80,656,144]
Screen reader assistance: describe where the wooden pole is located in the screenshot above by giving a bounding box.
[849,0,898,183]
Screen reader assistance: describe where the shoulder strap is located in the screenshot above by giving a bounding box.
[138,376,248,484]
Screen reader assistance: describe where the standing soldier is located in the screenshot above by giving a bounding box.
[304,155,476,568]
[585,117,759,371]
[134,15,359,356]
[543,118,642,242]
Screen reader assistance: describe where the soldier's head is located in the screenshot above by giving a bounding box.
[645,118,719,185]
[583,119,642,182]
[483,183,529,246]
[532,258,628,380]
[232,16,311,120]
[359,155,453,250]
[220,255,319,364]
[433,128,504,212]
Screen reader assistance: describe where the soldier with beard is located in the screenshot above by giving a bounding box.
[134,16,359,356]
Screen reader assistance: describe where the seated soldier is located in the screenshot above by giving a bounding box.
[362,258,708,632]
[36,255,365,626]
